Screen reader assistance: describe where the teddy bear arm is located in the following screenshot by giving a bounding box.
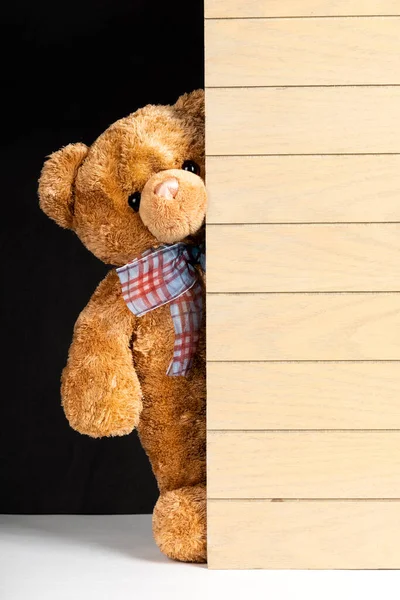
[61,270,142,438]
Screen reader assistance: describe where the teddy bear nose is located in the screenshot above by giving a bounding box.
[154,177,179,200]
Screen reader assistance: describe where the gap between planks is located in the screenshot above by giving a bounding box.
[207,222,400,225]
[208,498,400,502]
[207,85,400,88]
[207,291,400,295]
[207,429,400,433]
[207,359,400,363]
[205,16,400,21]
[206,153,400,157]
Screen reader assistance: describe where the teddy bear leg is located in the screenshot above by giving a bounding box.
[152,484,206,563]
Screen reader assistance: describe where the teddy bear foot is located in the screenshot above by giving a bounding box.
[152,484,206,563]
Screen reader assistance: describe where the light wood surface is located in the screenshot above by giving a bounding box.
[205,0,400,18]
[206,155,400,224]
[207,293,400,361]
[207,362,400,430]
[208,500,400,569]
[206,87,400,155]
[207,224,400,292]
[205,2,400,570]
[208,431,400,498]
[206,18,400,87]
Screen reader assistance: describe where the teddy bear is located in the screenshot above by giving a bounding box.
[38,90,207,563]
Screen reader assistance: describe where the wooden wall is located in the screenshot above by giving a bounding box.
[205,1,400,569]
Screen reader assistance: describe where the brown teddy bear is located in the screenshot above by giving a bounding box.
[38,90,207,563]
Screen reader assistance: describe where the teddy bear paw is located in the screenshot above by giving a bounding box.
[152,484,206,563]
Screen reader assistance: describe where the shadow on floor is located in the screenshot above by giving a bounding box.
[0,514,205,569]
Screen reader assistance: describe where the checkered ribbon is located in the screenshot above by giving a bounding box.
[116,243,205,376]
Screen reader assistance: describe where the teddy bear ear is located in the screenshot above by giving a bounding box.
[38,143,89,229]
[174,89,205,120]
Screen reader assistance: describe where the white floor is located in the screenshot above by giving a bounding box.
[0,515,399,600]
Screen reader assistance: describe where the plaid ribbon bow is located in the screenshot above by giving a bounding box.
[116,243,205,377]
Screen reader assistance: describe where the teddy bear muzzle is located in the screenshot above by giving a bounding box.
[139,168,207,244]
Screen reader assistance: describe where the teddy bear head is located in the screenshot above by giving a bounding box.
[38,90,206,266]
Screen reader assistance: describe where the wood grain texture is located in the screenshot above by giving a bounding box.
[206,87,400,155]
[207,224,400,292]
[206,18,400,87]
[205,0,400,19]
[207,293,400,361]
[207,362,400,430]
[208,431,400,498]
[206,155,400,223]
[208,500,400,569]
[205,2,400,570]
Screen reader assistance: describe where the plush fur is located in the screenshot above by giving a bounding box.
[38,90,207,563]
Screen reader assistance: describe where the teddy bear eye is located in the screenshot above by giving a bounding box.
[182,160,200,176]
[128,191,141,213]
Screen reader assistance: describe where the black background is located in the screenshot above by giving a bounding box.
[1,1,204,513]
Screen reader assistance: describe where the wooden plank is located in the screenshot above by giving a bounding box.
[208,432,400,498]
[208,500,400,569]
[207,224,400,292]
[205,0,400,19]
[207,293,400,361]
[205,87,400,155]
[206,155,400,224]
[207,362,400,430]
[206,18,400,87]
